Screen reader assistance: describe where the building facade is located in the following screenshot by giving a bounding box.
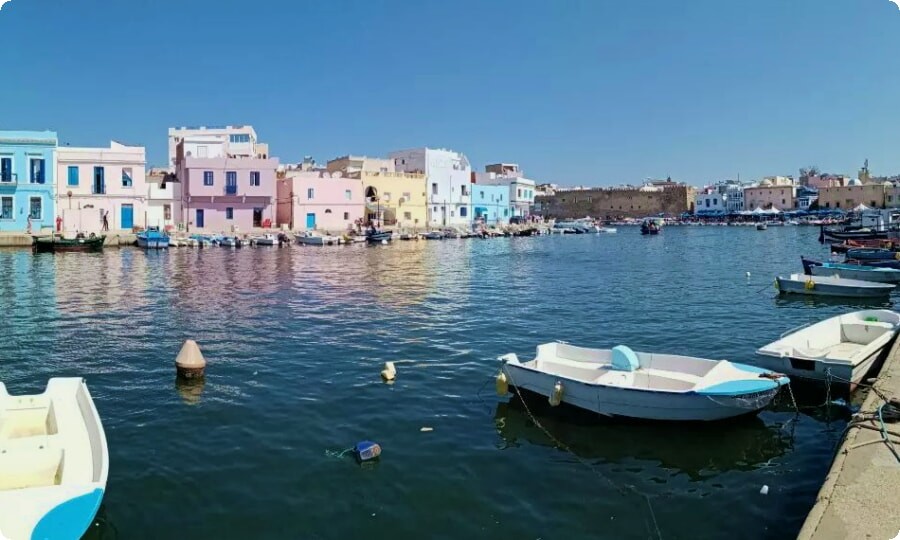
[0,130,57,233]
[177,140,279,232]
[327,156,427,229]
[475,164,536,217]
[817,181,888,210]
[536,183,695,219]
[795,185,819,210]
[146,168,182,231]
[744,184,795,211]
[276,170,364,231]
[470,183,510,225]
[389,148,472,227]
[694,188,727,216]
[56,142,146,233]
[167,125,267,170]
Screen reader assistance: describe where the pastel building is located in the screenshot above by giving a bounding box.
[744,180,796,211]
[276,170,364,231]
[56,142,146,233]
[145,168,182,231]
[470,183,510,225]
[817,180,888,210]
[389,148,472,227]
[0,130,57,233]
[176,139,278,231]
[327,156,428,229]
[477,163,536,217]
[167,125,268,170]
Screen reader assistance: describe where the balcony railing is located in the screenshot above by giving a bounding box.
[0,173,17,185]
[225,184,238,195]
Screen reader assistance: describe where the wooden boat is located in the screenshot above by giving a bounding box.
[756,310,900,385]
[820,225,891,244]
[136,228,169,249]
[845,247,900,261]
[775,273,895,298]
[499,342,788,421]
[32,234,105,253]
[801,257,900,283]
[0,378,108,540]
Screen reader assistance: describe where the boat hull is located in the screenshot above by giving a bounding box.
[754,347,883,386]
[32,236,106,253]
[809,264,900,283]
[502,364,779,422]
[776,277,894,298]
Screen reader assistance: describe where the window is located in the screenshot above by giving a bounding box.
[517,188,522,198]
[203,171,214,186]
[404,212,411,220]
[433,206,438,212]
[122,167,133,187]
[480,191,484,199]
[29,158,45,183]
[229,134,251,143]
[872,200,877,207]
[0,196,11,219]
[432,183,438,195]
[705,199,710,207]
[226,171,237,194]
[29,197,42,219]
[836,202,840,208]
[713,199,717,205]
[460,207,468,217]
[461,185,469,196]
[307,188,315,199]
[499,194,503,201]
[197,146,208,158]
[67,166,79,186]
[825,202,831,208]
[225,207,234,220]
[250,171,261,186]
[1,157,12,182]
[402,192,410,200]
[345,190,352,200]
[93,166,105,194]
[450,210,455,217]
[343,212,349,220]
[504,208,508,217]
[325,209,332,214]
[890,196,894,203]
[164,204,172,220]
[782,199,785,204]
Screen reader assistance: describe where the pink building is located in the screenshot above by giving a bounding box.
[744,184,796,211]
[276,171,364,231]
[177,140,278,231]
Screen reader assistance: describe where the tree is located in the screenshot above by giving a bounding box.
[800,166,820,178]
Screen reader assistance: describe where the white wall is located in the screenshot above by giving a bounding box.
[390,148,472,226]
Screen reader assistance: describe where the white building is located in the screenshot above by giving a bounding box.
[55,142,147,233]
[145,168,182,231]
[167,125,267,170]
[389,147,472,227]
[694,189,727,215]
[476,163,537,217]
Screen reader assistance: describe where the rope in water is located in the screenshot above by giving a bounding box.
[500,366,663,540]
[324,448,355,459]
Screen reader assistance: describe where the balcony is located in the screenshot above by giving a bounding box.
[0,173,17,186]
[225,184,238,195]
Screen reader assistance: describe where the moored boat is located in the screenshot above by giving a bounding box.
[136,227,169,249]
[756,310,900,386]
[845,247,900,261]
[775,273,895,298]
[498,342,788,421]
[422,231,443,240]
[0,378,108,540]
[295,232,340,246]
[365,230,392,244]
[801,257,900,283]
[32,233,105,253]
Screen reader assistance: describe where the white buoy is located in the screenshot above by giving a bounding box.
[381,239,388,245]
[496,372,509,395]
[420,427,433,432]
[549,381,564,406]
[760,485,769,495]
[381,361,396,381]
[746,272,751,278]
[175,340,206,379]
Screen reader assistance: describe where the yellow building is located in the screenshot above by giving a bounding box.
[817,180,887,210]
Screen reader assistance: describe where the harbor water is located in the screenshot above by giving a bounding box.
[0,227,874,539]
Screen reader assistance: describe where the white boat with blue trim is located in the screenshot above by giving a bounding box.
[499,342,789,421]
[0,378,108,540]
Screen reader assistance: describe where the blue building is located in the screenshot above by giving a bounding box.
[470,183,510,225]
[0,131,57,233]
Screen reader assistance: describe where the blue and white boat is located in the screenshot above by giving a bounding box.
[0,378,108,540]
[136,227,169,249]
[802,257,900,284]
[845,247,899,261]
[498,342,788,421]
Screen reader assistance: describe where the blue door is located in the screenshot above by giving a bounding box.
[120,204,134,229]
[306,213,316,229]
[196,209,205,228]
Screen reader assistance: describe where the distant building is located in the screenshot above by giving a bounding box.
[167,125,268,170]
[796,185,818,210]
[761,176,795,187]
[474,166,536,218]
[0,130,57,233]
[176,139,279,231]
[327,155,427,229]
[536,182,696,219]
[56,141,147,233]
[694,188,727,216]
[470,183,510,225]
[145,168,181,231]
[817,180,888,210]
[326,155,394,175]
[805,174,849,189]
[744,179,796,211]
[276,170,364,231]
[389,148,472,227]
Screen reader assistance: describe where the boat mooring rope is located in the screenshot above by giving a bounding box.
[500,367,663,540]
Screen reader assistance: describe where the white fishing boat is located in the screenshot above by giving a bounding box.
[0,378,108,540]
[756,310,900,385]
[295,232,340,246]
[252,233,277,246]
[775,273,895,298]
[597,227,617,234]
[498,342,789,421]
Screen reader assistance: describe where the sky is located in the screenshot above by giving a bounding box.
[0,0,899,186]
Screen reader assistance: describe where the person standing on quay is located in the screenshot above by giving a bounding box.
[102,210,109,232]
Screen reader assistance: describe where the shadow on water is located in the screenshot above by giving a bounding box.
[494,395,793,481]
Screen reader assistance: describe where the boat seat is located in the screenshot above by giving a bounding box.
[842,321,894,344]
[50,397,95,484]
[0,399,53,440]
[0,435,62,491]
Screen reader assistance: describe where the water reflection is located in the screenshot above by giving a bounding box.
[494,397,792,480]
[175,377,205,405]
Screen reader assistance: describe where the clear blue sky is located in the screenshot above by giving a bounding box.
[1,0,898,186]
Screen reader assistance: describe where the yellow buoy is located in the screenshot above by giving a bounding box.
[496,371,509,396]
[805,279,815,290]
[549,381,564,406]
[381,361,396,381]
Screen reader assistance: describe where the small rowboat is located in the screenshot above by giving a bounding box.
[32,234,105,253]
[757,310,900,386]
[0,378,108,540]
[801,257,900,283]
[845,248,900,261]
[775,273,895,298]
[498,342,788,421]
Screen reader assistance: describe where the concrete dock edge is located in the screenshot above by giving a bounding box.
[797,336,900,540]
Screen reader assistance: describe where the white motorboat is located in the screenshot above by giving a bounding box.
[252,233,277,246]
[597,227,617,234]
[0,378,108,540]
[775,273,895,298]
[499,342,788,421]
[756,310,900,385]
[295,232,340,246]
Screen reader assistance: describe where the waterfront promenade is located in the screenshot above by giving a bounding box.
[798,338,900,540]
